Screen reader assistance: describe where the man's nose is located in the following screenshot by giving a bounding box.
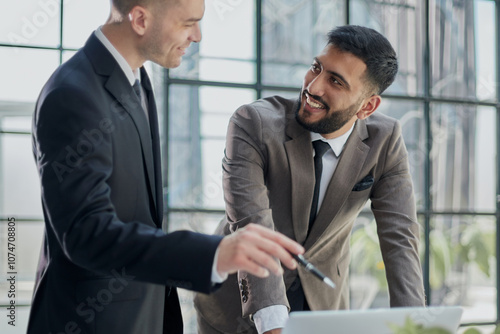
[306,74,325,97]
[189,22,202,43]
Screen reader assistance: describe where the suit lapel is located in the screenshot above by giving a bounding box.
[304,120,370,249]
[83,34,160,225]
[284,105,315,245]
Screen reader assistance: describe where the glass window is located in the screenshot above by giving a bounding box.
[170,0,256,82]
[0,133,42,217]
[430,0,483,100]
[2,1,499,333]
[62,50,77,64]
[0,0,60,47]
[350,0,425,97]
[474,0,497,102]
[63,0,110,49]
[262,0,345,86]
[350,211,390,309]
[430,104,496,212]
[0,48,59,102]
[1,116,32,133]
[168,85,255,209]
[262,89,301,100]
[429,215,496,323]
[377,99,426,210]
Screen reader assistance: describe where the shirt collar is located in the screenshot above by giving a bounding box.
[94,26,141,86]
[310,122,355,157]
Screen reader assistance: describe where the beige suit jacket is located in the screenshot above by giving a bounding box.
[195,96,425,333]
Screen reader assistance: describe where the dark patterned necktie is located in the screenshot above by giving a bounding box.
[133,79,142,102]
[308,140,331,232]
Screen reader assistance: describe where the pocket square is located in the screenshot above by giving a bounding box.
[352,175,374,191]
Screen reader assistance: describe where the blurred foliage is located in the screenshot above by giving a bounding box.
[462,329,482,334]
[350,221,387,289]
[351,219,495,292]
[456,223,495,278]
[462,324,500,334]
[428,229,452,289]
[388,317,451,334]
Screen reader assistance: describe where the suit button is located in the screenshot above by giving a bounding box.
[242,295,248,303]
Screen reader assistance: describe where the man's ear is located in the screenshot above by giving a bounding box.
[128,6,149,36]
[357,94,381,120]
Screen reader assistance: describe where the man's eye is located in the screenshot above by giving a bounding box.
[330,77,341,85]
[310,64,320,73]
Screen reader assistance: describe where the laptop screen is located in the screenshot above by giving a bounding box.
[282,306,463,334]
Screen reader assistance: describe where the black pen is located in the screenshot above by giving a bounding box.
[293,254,336,289]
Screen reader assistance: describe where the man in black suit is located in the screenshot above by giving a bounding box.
[28,0,304,333]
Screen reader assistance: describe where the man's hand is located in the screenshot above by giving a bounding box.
[216,223,304,278]
[264,329,282,334]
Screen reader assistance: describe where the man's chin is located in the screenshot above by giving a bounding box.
[155,56,183,69]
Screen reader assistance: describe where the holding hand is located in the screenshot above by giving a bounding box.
[264,329,283,334]
[216,223,303,278]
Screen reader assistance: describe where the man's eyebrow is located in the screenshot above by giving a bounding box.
[313,57,351,90]
[185,16,202,22]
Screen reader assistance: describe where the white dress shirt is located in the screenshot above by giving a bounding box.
[253,123,355,334]
[94,27,148,119]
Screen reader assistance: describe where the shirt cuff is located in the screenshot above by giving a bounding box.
[253,305,289,334]
[211,245,228,283]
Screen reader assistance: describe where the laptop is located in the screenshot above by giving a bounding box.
[282,306,463,334]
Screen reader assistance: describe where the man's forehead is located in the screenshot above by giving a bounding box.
[316,45,366,74]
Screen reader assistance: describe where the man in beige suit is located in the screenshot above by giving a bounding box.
[195,25,425,334]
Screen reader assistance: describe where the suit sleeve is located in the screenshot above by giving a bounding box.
[222,104,289,317]
[33,84,222,293]
[370,120,426,306]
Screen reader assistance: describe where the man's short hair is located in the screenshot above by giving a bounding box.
[327,25,398,95]
[112,0,174,16]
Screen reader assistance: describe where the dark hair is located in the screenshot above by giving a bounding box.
[327,25,398,95]
[112,0,171,16]
[112,0,142,15]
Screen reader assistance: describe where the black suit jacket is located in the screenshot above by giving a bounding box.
[28,33,222,334]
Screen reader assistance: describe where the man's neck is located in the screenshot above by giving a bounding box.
[101,23,144,71]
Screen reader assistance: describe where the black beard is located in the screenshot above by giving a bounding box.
[294,94,360,135]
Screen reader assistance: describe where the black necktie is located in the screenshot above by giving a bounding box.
[308,140,331,232]
[133,79,142,101]
[133,79,149,120]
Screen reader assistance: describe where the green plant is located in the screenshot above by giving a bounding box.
[455,223,495,278]
[351,219,495,292]
[388,317,451,334]
[350,221,387,289]
[462,325,500,334]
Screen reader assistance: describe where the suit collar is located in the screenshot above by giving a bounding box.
[284,101,371,246]
[94,27,140,86]
[304,119,370,249]
[83,33,118,77]
[285,99,306,140]
[310,123,355,157]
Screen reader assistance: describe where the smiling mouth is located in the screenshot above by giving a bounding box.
[305,93,326,110]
